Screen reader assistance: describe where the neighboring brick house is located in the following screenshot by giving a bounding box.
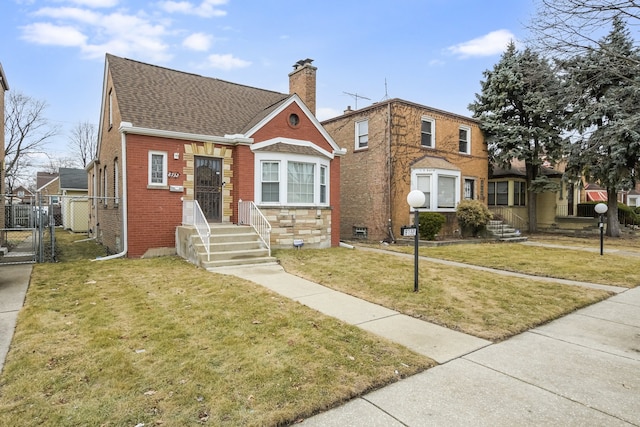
[0,62,8,229]
[322,99,488,241]
[88,54,344,258]
[36,172,60,199]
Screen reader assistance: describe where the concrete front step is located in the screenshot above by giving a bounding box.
[203,257,278,269]
[177,223,274,268]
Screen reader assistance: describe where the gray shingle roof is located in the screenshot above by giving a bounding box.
[107,54,291,136]
[59,168,88,190]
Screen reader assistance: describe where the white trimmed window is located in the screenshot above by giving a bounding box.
[114,158,119,206]
[459,126,471,154]
[421,117,435,148]
[103,166,108,206]
[148,151,167,186]
[411,168,461,211]
[108,89,113,128]
[261,161,280,203]
[355,119,368,150]
[320,165,327,204]
[256,153,330,206]
[288,162,315,203]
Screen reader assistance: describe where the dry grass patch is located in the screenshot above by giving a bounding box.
[379,241,639,288]
[0,256,432,426]
[276,248,612,341]
[527,232,640,253]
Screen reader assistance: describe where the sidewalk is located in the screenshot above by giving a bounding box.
[216,254,640,426]
[0,264,32,373]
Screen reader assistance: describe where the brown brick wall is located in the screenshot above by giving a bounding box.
[323,100,488,241]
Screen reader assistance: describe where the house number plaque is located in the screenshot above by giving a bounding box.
[167,172,180,178]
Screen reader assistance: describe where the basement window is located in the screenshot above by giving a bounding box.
[352,226,368,239]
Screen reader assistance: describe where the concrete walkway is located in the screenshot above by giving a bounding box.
[0,264,32,373]
[215,263,491,364]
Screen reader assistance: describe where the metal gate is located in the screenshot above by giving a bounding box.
[2,194,57,265]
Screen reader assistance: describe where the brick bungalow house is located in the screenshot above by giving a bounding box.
[322,99,488,241]
[0,62,8,230]
[88,54,344,259]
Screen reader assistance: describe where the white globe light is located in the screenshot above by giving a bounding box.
[594,203,608,214]
[407,190,426,209]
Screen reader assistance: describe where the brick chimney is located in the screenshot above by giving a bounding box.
[289,58,316,115]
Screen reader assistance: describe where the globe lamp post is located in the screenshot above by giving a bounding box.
[407,190,426,292]
[594,203,608,256]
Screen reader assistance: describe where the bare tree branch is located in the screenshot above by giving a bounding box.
[67,121,97,168]
[4,91,58,193]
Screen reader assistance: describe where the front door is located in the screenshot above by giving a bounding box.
[195,156,222,222]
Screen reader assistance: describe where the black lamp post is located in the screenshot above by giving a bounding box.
[594,202,608,256]
[407,190,426,292]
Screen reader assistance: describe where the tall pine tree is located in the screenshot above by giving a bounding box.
[469,42,565,232]
[562,17,640,237]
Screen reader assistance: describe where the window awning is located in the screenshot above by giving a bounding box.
[586,191,607,202]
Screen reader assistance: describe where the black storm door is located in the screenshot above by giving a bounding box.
[195,156,222,222]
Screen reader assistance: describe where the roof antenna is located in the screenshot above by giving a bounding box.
[381,78,390,101]
[343,91,371,109]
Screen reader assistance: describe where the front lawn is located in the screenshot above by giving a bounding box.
[276,247,613,341]
[0,255,432,426]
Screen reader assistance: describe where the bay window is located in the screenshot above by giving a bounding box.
[411,168,461,211]
[256,153,330,205]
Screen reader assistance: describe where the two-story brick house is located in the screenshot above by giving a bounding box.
[322,99,488,241]
[88,55,344,259]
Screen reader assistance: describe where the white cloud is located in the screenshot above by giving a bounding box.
[429,59,445,67]
[21,22,87,46]
[63,0,120,7]
[35,7,101,24]
[183,32,212,51]
[448,29,515,58]
[159,0,227,18]
[204,53,251,70]
[22,5,172,63]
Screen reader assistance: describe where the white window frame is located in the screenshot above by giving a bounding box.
[103,166,108,207]
[260,161,281,203]
[148,151,168,187]
[459,125,471,154]
[355,119,369,150]
[108,89,113,128]
[320,165,328,204]
[254,152,330,206]
[411,168,461,212]
[421,116,435,148]
[114,158,119,206]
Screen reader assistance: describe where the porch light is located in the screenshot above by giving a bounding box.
[407,190,426,292]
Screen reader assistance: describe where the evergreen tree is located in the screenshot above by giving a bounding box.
[562,17,640,237]
[469,42,565,232]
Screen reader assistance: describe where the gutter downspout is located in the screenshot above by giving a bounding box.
[94,123,129,261]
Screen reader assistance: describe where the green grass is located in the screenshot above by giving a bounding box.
[0,255,432,426]
[276,247,613,341]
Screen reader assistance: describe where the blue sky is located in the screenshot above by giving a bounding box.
[1,0,535,165]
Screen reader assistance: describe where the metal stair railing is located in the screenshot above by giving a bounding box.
[182,200,211,262]
[489,206,526,237]
[238,200,271,257]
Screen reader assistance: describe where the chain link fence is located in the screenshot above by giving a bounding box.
[2,194,95,265]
